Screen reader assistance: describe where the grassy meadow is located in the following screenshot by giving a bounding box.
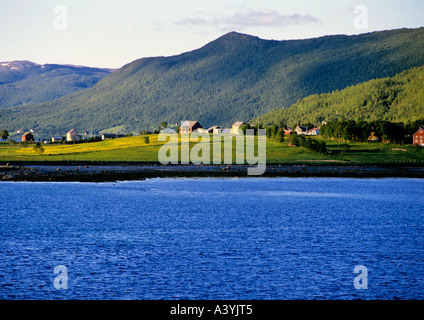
[0,134,423,165]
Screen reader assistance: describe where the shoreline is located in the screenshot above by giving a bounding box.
[1,163,424,182]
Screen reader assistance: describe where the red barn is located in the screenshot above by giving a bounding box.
[22,132,34,142]
[413,127,424,146]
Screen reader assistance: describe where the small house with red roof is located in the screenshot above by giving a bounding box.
[413,127,424,146]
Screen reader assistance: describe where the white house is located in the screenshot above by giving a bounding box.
[208,126,222,134]
[193,128,209,134]
[230,121,244,135]
[295,125,308,135]
[67,129,81,142]
[307,127,320,135]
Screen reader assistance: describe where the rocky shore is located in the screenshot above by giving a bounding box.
[1,163,424,182]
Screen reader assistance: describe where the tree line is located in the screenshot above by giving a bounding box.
[321,120,424,144]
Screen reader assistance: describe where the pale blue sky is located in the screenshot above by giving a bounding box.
[0,0,423,68]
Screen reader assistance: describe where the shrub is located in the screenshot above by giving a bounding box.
[274,128,285,142]
[265,125,285,143]
[288,135,327,154]
[33,142,45,154]
[239,124,251,135]
[8,139,17,147]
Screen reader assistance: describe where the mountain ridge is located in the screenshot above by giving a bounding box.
[1,27,424,137]
[0,61,113,108]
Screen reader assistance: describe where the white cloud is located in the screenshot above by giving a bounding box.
[220,10,320,27]
[175,10,321,29]
[175,18,209,26]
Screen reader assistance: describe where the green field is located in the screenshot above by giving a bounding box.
[1,134,423,165]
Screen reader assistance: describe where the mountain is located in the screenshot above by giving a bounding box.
[0,61,113,108]
[257,65,424,127]
[1,27,424,137]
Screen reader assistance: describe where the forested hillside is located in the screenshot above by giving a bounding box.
[0,61,112,109]
[258,65,424,128]
[1,28,424,136]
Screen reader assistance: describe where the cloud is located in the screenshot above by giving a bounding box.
[175,10,321,29]
[175,18,209,26]
[220,10,320,27]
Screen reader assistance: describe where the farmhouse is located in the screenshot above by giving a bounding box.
[101,133,126,140]
[294,125,308,135]
[413,127,424,146]
[284,128,292,135]
[180,121,203,134]
[207,126,222,134]
[51,136,63,143]
[308,127,320,135]
[22,132,35,142]
[368,131,379,141]
[192,128,209,134]
[230,121,244,134]
[67,129,81,142]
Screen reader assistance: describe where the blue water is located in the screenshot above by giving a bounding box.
[0,177,423,300]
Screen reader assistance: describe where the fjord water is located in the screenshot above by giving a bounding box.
[0,177,423,300]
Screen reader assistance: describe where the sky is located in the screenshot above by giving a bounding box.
[0,0,423,68]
